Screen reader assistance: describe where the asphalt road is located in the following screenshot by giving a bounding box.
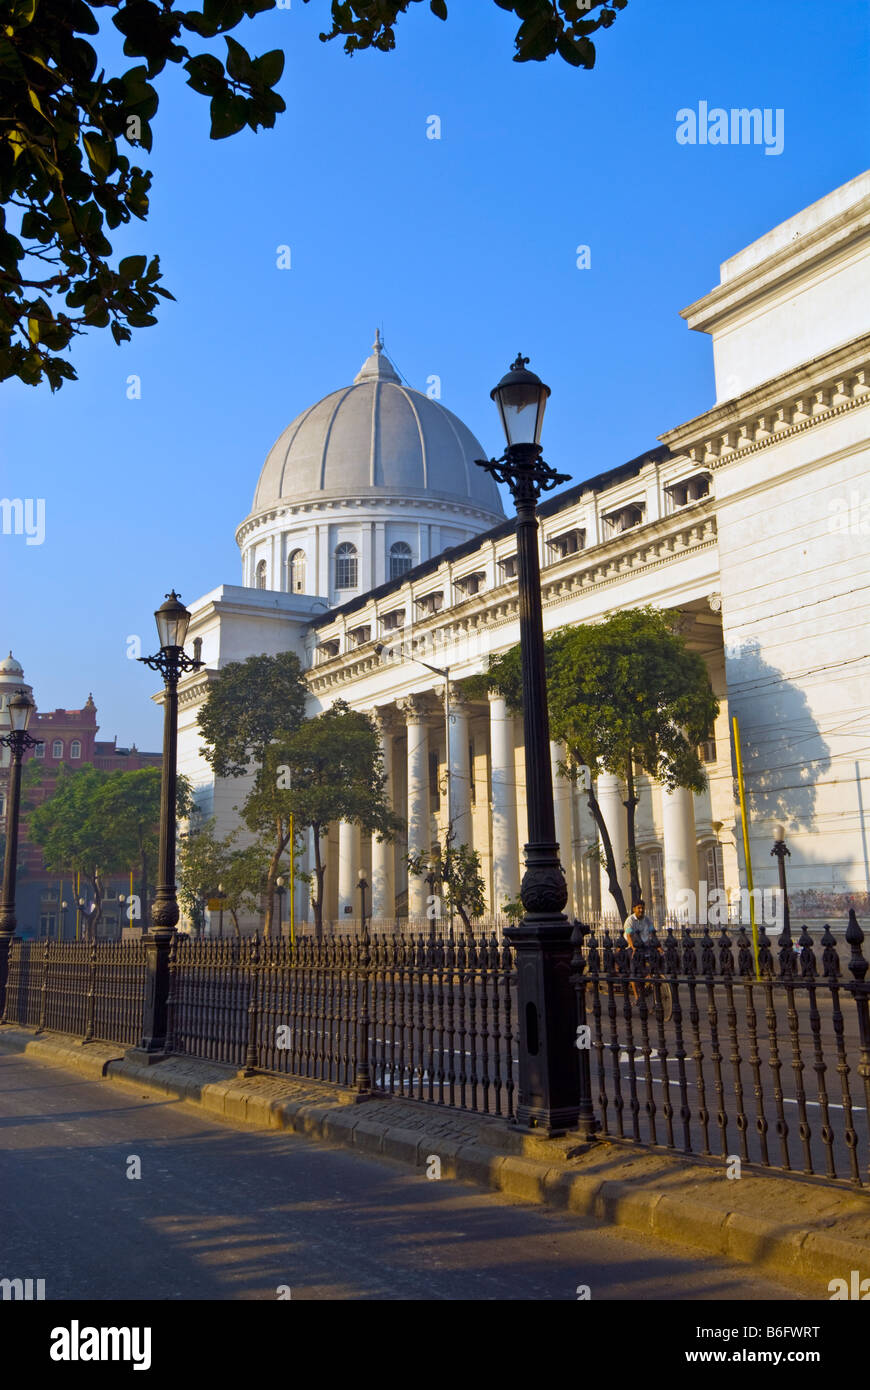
[0,1052,817,1302]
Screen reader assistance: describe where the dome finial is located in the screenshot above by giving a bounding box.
[373,328,384,355]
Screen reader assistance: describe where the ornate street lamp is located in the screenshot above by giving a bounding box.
[60,899,68,940]
[771,825,791,935]
[134,591,202,1056]
[217,882,226,940]
[476,356,593,1137]
[0,692,42,1013]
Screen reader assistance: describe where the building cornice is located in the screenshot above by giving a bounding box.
[659,338,870,463]
[681,194,870,334]
[306,502,718,696]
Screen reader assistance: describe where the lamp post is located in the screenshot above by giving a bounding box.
[771,825,791,935]
[60,900,68,940]
[0,692,42,1014]
[475,354,591,1136]
[134,591,202,1057]
[276,876,286,938]
[217,883,225,940]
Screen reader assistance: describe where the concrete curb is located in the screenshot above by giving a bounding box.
[3,1024,869,1290]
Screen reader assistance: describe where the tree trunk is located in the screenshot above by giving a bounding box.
[623,759,642,907]
[312,826,325,941]
[230,908,241,939]
[585,788,628,922]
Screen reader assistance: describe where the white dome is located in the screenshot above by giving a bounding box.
[0,652,25,685]
[250,335,504,521]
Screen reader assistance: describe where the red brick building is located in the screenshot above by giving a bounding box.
[0,653,161,938]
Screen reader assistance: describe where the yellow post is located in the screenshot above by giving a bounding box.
[289,813,295,948]
[732,715,760,981]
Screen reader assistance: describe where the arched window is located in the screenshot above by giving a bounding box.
[389,541,412,580]
[335,542,358,590]
[70,740,81,759]
[287,549,306,594]
[52,739,63,758]
[255,559,267,590]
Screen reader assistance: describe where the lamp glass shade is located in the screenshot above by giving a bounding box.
[8,692,34,732]
[276,876,285,888]
[773,825,785,842]
[155,591,191,650]
[491,357,550,448]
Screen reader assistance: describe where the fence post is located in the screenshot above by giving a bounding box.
[241,934,261,1077]
[37,937,50,1034]
[81,938,98,1044]
[354,916,372,1099]
[569,920,598,1142]
[128,931,174,1061]
[0,933,12,1023]
[846,910,870,1161]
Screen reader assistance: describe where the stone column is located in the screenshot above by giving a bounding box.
[662,785,699,923]
[371,709,396,920]
[337,820,360,918]
[489,691,519,914]
[572,779,601,917]
[597,772,629,920]
[550,740,574,917]
[307,826,319,923]
[448,689,472,849]
[399,695,429,918]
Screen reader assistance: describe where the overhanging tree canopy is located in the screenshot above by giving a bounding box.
[486,607,719,919]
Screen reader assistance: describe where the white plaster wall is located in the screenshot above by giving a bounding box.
[716,406,870,899]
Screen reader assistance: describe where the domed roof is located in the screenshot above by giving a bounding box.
[0,652,23,677]
[251,334,504,519]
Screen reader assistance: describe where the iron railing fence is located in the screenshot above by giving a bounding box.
[2,938,148,1046]
[166,928,518,1118]
[4,915,870,1189]
[575,915,870,1188]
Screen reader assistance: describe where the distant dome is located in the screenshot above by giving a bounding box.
[0,652,23,677]
[251,334,504,521]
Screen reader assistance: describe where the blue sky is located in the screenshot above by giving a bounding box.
[2,0,869,747]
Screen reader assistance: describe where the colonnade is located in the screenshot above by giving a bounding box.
[297,693,701,924]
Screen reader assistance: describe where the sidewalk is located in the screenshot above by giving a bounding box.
[1,1022,868,1292]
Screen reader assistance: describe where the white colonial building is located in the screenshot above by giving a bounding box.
[175,172,870,931]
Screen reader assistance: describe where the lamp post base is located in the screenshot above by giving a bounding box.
[126,1046,172,1065]
[504,914,580,1135]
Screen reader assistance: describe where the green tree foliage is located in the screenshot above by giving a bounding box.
[27,761,190,932]
[408,825,486,934]
[198,651,307,779]
[197,650,308,935]
[310,0,628,66]
[1,0,285,389]
[2,1,625,390]
[177,818,266,937]
[486,608,719,919]
[274,699,402,937]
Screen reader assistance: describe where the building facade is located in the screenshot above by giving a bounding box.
[0,654,161,937]
[175,172,870,932]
